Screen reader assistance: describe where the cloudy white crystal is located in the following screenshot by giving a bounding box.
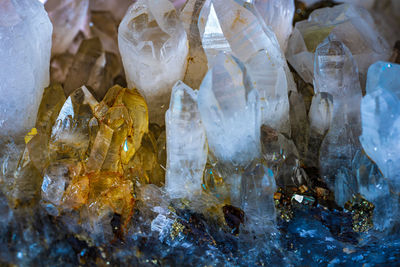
[165,81,207,199]
[118,0,189,124]
[0,0,52,140]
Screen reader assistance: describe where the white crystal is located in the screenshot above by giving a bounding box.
[287,4,391,86]
[198,52,260,166]
[118,0,189,125]
[165,81,207,199]
[0,0,52,140]
[309,92,333,136]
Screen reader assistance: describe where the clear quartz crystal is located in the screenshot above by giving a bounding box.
[0,0,52,140]
[315,40,362,191]
[198,52,260,166]
[287,4,391,87]
[360,61,400,192]
[165,81,207,199]
[198,0,295,133]
[118,0,189,125]
[239,0,295,51]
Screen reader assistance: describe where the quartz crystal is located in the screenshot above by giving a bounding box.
[360,61,400,191]
[315,40,362,190]
[241,0,295,51]
[0,0,52,139]
[198,52,260,165]
[118,0,189,124]
[89,0,133,21]
[198,0,295,133]
[45,0,89,55]
[287,4,391,86]
[165,81,207,199]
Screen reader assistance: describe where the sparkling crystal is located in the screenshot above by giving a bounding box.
[118,0,189,124]
[45,0,89,55]
[198,52,260,165]
[0,0,52,139]
[315,40,362,189]
[287,4,391,86]
[165,81,207,199]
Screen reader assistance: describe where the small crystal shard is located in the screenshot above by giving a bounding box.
[165,81,207,199]
[0,0,52,139]
[118,0,189,124]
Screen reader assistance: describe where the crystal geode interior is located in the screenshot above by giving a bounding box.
[0,0,400,266]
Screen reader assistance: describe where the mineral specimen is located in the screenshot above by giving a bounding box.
[287,4,391,87]
[165,81,207,199]
[0,0,52,139]
[118,0,189,124]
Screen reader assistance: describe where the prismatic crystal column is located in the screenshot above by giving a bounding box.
[0,0,52,140]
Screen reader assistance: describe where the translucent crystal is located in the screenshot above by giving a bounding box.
[360,61,400,191]
[198,52,260,165]
[315,40,362,189]
[118,0,189,124]
[198,0,296,133]
[45,0,89,54]
[64,38,121,100]
[35,84,66,137]
[0,0,52,139]
[89,0,133,21]
[241,0,295,51]
[90,11,120,55]
[287,4,391,86]
[165,81,207,199]
[240,160,276,234]
[50,86,97,161]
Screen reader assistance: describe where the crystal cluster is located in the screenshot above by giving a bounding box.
[1,0,400,265]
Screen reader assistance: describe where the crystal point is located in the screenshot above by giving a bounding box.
[165,81,207,199]
[118,0,189,124]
